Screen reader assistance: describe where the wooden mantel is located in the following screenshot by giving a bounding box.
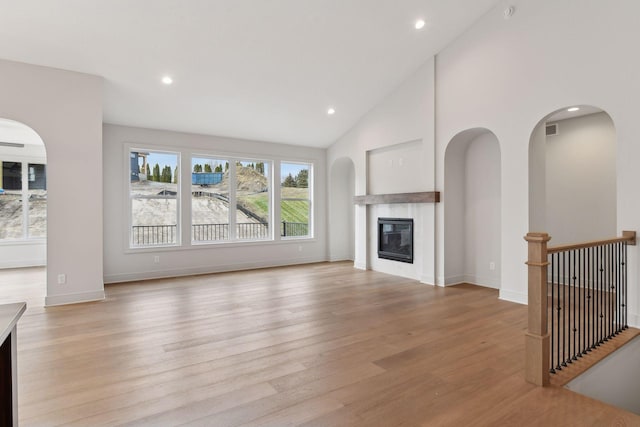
[353,191,440,205]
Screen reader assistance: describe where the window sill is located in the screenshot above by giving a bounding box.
[124,237,316,254]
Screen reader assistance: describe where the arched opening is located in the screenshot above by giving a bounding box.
[0,118,47,305]
[444,128,501,289]
[529,105,616,245]
[329,157,355,261]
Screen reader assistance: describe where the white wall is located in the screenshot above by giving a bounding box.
[545,112,616,245]
[433,0,640,320]
[443,130,501,288]
[327,59,436,283]
[443,133,467,284]
[463,133,501,288]
[367,140,423,194]
[528,121,546,232]
[103,123,327,283]
[329,157,355,261]
[566,335,640,414]
[0,59,104,305]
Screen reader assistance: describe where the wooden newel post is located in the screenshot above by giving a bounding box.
[524,232,551,386]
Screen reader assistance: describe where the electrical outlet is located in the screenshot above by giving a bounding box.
[154,256,160,263]
[57,274,66,284]
[489,262,496,271]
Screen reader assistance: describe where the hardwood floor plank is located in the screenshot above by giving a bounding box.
[0,262,635,426]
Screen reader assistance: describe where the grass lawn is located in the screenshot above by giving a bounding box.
[239,187,309,224]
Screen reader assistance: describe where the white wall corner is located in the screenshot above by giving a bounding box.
[45,290,106,307]
[354,261,367,270]
[419,275,435,285]
[444,275,467,286]
[499,289,527,305]
[328,253,351,262]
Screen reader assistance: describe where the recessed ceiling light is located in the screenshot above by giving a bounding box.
[327,107,336,115]
[567,107,580,112]
[161,76,173,85]
[415,19,426,30]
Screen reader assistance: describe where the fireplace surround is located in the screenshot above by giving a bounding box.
[377,217,413,263]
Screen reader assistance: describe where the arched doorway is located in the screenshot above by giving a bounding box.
[444,128,501,289]
[529,106,616,245]
[329,157,355,261]
[0,118,47,305]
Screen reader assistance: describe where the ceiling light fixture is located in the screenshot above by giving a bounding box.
[327,107,336,116]
[162,76,173,85]
[567,107,580,112]
[415,19,426,30]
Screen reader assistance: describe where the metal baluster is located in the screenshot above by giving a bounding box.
[587,248,596,351]
[598,245,603,345]
[572,247,580,360]
[624,242,628,328]
[562,252,567,366]
[556,252,561,371]
[550,252,555,374]
[609,243,614,338]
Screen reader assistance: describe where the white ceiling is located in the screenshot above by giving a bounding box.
[0,0,501,148]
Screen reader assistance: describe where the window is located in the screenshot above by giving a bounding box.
[280,162,312,238]
[191,157,229,242]
[235,160,270,240]
[0,160,47,240]
[27,163,47,239]
[190,156,271,243]
[129,150,179,247]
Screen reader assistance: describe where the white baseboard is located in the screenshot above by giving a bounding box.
[0,259,46,269]
[104,256,326,284]
[444,275,466,286]
[354,261,367,270]
[328,255,354,262]
[45,290,105,307]
[500,289,527,305]
[419,275,435,285]
[628,313,639,328]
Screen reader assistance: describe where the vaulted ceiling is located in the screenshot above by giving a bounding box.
[0,0,500,147]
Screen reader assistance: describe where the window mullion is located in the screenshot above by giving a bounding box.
[22,161,28,239]
[228,161,237,240]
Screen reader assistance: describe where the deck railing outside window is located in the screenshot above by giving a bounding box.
[132,221,308,245]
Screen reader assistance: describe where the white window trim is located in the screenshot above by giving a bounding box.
[0,156,47,242]
[189,155,274,244]
[126,145,181,249]
[280,160,313,240]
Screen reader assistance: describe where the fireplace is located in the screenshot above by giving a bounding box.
[378,218,413,263]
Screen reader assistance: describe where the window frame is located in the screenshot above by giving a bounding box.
[0,155,47,242]
[127,147,181,249]
[279,160,313,240]
[190,154,273,245]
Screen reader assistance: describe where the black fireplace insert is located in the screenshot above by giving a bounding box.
[378,218,413,263]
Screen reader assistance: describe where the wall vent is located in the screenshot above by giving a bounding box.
[545,123,558,136]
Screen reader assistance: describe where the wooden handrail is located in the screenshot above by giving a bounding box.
[524,230,635,387]
[547,231,636,254]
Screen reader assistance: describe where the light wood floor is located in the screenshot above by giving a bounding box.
[4,263,640,426]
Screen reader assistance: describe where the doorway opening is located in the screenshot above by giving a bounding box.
[529,106,616,245]
[0,118,47,306]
